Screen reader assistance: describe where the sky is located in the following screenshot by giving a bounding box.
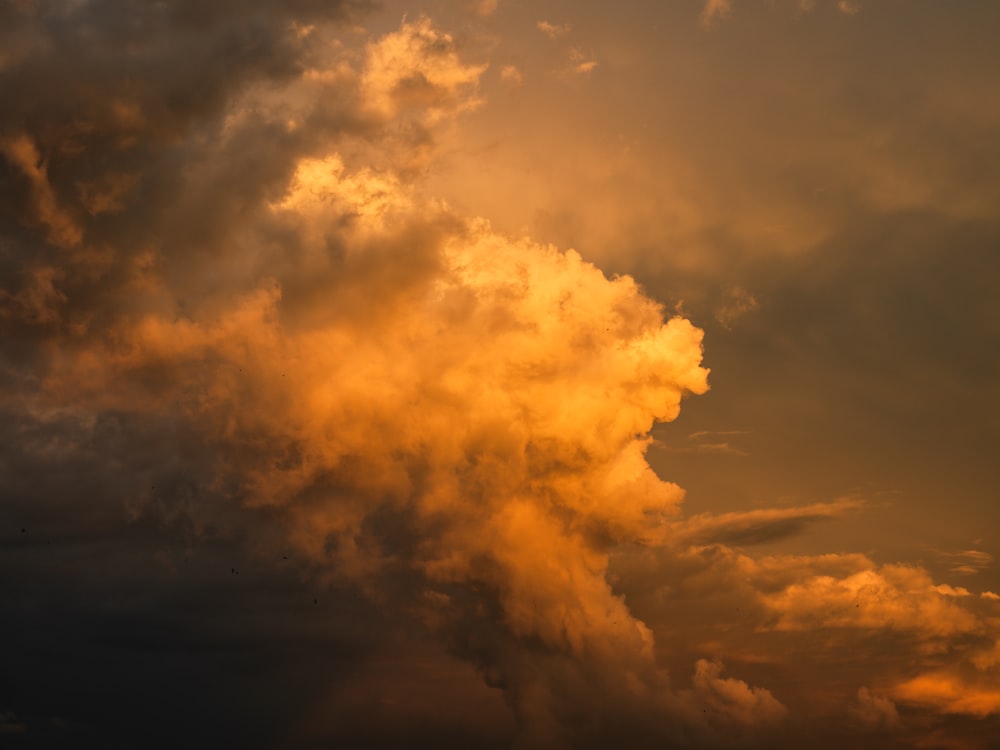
[2,1,999,748]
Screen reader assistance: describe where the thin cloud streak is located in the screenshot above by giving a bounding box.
[672,498,865,547]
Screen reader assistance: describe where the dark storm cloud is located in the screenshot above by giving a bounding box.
[0,0,365,131]
[0,3,422,747]
[0,0,374,385]
[0,403,392,748]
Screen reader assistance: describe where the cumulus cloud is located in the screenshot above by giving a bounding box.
[759,564,984,638]
[33,148,725,739]
[894,671,1000,718]
[848,686,901,730]
[688,659,787,725]
[2,7,775,744]
[361,17,486,125]
[612,540,1000,725]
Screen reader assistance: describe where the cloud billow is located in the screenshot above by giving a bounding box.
[0,6,739,746]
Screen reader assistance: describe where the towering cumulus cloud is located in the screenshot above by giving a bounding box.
[0,4,755,748]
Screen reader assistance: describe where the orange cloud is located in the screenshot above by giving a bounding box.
[536,20,571,39]
[499,64,523,86]
[939,549,993,576]
[893,672,1000,718]
[0,265,66,326]
[715,285,759,330]
[1,133,82,248]
[361,17,486,125]
[849,686,901,730]
[470,0,498,16]
[689,659,788,725]
[760,564,984,638]
[33,133,717,735]
[673,497,863,547]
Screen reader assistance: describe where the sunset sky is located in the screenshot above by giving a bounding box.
[2,1,1000,748]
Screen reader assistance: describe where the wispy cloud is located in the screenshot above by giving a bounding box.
[569,48,599,75]
[536,20,571,39]
[715,285,759,330]
[672,497,864,546]
[700,0,732,27]
[656,429,751,456]
[499,64,523,86]
[470,0,498,16]
[938,549,993,576]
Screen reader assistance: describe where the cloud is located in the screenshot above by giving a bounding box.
[1,9,738,738]
[700,0,863,26]
[970,639,1000,671]
[1,133,82,248]
[673,498,864,547]
[849,686,901,730]
[470,0,499,16]
[536,20,571,39]
[361,17,487,126]
[574,60,599,75]
[43,173,717,734]
[610,540,1000,747]
[893,672,1000,718]
[0,710,25,734]
[569,49,599,75]
[688,430,751,439]
[715,285,759,330]
[700,0,732,27]
[655,429,751,456]
[689,659,788,725]
[938,549,993,576]
[0,265,66,326]
[270,153,414,234]
[499,64,523,86]
[75,170,140,217]
[759,563,986,639]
